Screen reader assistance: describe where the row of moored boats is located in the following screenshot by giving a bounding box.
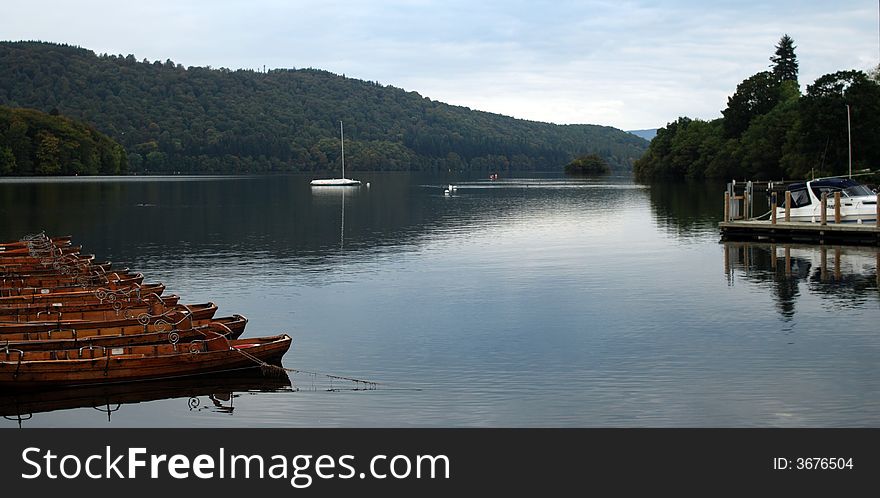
[0,233,290,390]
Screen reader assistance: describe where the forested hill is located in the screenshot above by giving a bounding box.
[0,41,647,175]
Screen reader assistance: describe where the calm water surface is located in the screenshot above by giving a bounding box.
[1,173,878,427]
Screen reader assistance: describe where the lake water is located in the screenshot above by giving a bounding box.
[1,173,878,427]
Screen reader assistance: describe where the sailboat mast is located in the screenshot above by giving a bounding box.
[340,120,345,179]
[846,104,852,178]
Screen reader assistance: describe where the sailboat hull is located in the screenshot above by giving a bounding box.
[310,178,362,186]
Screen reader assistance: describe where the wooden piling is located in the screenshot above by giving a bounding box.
[771,193,777,225]
[820,193,827,225]
[784,191,791,222]
[723,192,730,223]
[744,190,750,219]
[834,192,841,223]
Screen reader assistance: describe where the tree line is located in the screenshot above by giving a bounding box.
[0,41,647,176]
[634,35,880,180]
[0,105,126,175]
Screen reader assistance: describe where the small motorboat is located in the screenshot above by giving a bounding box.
[774,177,877,223]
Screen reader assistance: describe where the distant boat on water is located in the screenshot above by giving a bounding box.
[311,121,362,187]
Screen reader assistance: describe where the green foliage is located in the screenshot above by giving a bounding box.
[0,105,127,176]
[0,41,647,175]
[564,153,610,175]
[770,34,798,83]
[721,71,783,138]
[634,35,880,181]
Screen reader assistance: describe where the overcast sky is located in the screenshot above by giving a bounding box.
[3,0,878,130]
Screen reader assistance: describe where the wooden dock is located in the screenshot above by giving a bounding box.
[720,187,880,245]
[719,220,880,245]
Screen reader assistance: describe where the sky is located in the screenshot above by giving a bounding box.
[2,0,878,130]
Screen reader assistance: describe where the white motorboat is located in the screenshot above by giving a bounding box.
[774,177,877,223]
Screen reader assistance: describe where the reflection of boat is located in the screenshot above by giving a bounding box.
[0,369,292,424]
[310,121,362,187]
[0,333,291,389]
[774,178,877,223]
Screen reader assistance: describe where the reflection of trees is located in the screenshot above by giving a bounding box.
[723,242,880,319]
[645,180,727,238]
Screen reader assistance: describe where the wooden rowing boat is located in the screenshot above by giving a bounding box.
[0,262,114,280]
[0,301,218,335]
[0,272,145,297]
[0,333,291,389]
[0,235,72,251]
[0,294,179,322]
[0,245,82,260]
[0,269,141,287]
[0,315,248,352]
[0,282,165,308]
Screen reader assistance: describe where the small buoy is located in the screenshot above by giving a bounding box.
[366,182,371,188]
[444,189,450,196]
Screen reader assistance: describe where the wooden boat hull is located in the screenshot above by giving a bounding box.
[0,270,143,289]
[0,245,81,259]
[0,273,145,297]
[0,282,165,308]
[0,294,179,322]
[0,301,218,336]
[0,334,291,389]
[1,315,248,352]
[0,235,72,251]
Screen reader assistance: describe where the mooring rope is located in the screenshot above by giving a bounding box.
[230,345,387,390]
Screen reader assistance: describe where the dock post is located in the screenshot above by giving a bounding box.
[820,193,827,225]
[723,192,730,222]
[784,191,791,222]
[770,193,777,225]
[876,194,879,227]
[834,192,841,223]
[744,190,750,219]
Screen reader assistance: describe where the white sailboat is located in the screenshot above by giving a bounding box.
[310,121,362,187]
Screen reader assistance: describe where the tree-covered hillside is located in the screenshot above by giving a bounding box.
[0,41,647,175]
[0,105,126,175]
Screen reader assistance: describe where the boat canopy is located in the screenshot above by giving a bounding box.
[808,178,875,198]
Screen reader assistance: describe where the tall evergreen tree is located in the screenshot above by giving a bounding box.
[770,34,799,83]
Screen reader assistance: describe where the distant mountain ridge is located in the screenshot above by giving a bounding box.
[0,41,647,174]
[627,129,657,141]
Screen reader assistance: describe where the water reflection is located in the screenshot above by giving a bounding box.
[646,180,727,240]
[723,241,880,319]
[0,371,292,427]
